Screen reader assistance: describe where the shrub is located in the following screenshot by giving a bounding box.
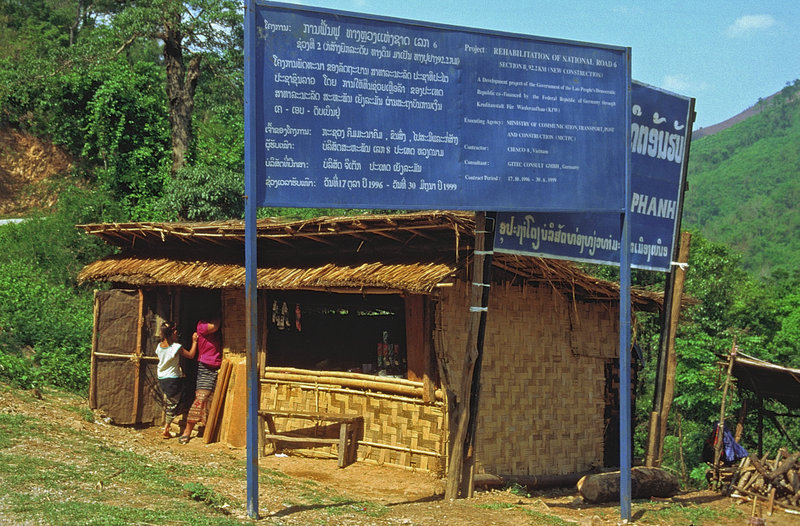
[0,260,92,392]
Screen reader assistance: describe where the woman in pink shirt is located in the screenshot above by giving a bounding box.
[179,318,222,444]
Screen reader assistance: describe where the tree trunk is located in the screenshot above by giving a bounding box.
[163,20,200,175]
[577,467,679,503]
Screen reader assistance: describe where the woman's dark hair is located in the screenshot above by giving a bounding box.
[160,321,177,341]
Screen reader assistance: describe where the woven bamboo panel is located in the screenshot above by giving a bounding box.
[261,381,445,473]
[437,280,617,476]
[221,289,246,356]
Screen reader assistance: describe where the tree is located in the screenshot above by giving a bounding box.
[112,0,241,174]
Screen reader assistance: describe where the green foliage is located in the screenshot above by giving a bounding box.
[769,291,800,367]
[685,80,800,278]
[0,260,92,391]
[0,185,118,392]
[0,184,119,286]
[155,165,244,221]
[82,59,172,218]
[506,482,531,497]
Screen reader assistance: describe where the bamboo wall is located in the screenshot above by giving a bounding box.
[260,380,445,472]
[436,280,619,476]
[221,289,247,356]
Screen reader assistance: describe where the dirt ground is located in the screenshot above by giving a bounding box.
[4,385,800,525]
[0,127,72,216]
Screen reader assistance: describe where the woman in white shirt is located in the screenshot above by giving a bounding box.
[155,321,198,438]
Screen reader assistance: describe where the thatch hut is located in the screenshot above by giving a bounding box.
[78,211,660,480]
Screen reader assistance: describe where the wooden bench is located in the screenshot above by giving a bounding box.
[258,410,361,468]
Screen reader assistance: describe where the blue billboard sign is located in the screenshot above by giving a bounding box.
[252,2,629,212]
[494,81,694,271]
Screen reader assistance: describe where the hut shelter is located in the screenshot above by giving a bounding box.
[78,211,661,479]
[729,352,800,455]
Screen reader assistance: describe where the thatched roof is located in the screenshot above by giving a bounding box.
[732,352,800,410]
[78,211,662,308]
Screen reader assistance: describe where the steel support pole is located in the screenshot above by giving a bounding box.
[243,0,259,519]
[619,52,633,522]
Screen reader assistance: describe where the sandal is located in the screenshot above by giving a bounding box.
[178,435,190,445]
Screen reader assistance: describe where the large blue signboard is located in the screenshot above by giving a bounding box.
[494,81,694,271]
[253,2,629,211]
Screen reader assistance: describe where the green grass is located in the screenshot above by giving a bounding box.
[0,405,390,525]
[63,404,96,422]
[634,499,744,525]
[523,509,574,525]
[295,479,389,518]
[0,410,246,525]
[475,501,515,510]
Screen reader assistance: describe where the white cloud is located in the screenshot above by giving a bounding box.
[726,14,776,37]
[662,75,691,92]
[661,75,709,95]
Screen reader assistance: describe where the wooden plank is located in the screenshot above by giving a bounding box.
[338,422,349,468]
[262,414,277,456]
[224,361,249,448]
[258,410,358,423]
[203,360,232,444]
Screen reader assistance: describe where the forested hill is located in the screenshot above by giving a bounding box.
[683,80,800,279]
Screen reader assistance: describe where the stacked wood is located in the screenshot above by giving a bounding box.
[729,449,800,513]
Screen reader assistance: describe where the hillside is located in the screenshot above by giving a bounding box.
[0,127,72,217]
[692,92,778,140]
[683,80,800,278]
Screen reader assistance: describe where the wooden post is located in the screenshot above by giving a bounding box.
[462,212,494,498]
[89,290,100,409]
[130,289,145,423]
[757,396,764,458]
[713,340,738,483]
[444,212,493,500]
[646,231,691,466]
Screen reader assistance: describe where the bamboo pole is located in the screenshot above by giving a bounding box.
[130,289,145,423]
[713,340,738,483]
[93,352,158,360]
[89,290,100,409]
[357,439,440,457]
[262,380,445,406]
[262,369,443,400]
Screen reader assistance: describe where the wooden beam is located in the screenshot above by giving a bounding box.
[130,289,145,424]
[89,290,100,409]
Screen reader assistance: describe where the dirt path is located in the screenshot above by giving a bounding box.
[4,385,797,525]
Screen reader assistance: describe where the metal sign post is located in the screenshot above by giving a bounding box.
[619,53,633,522]
[244,0,259,519]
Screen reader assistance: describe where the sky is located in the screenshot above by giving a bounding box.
[279,0,800,130]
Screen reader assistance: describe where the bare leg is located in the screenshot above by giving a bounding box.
[180,422,196,443]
